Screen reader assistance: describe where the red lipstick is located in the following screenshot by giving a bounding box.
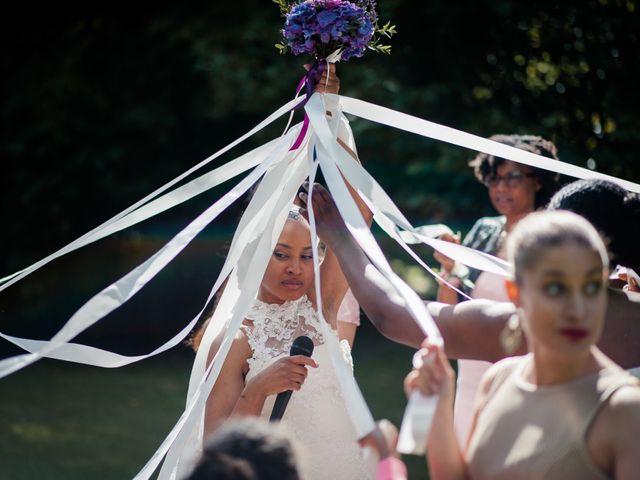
[559,328,589,341]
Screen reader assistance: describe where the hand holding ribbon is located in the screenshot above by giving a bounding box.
[290,62,340,150]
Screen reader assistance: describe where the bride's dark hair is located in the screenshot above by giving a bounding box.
[188,276,228,352]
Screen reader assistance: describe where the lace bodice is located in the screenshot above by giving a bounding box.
[244,295,327,368]
[243,296,372,480]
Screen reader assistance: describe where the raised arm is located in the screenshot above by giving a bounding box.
[433,232,463,304]
[301,63,373,321]
[302,183,520,361]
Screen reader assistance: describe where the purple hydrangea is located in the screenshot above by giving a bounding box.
[282,0,375,61]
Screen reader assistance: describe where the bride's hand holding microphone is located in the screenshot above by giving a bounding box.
[244,355,318,400]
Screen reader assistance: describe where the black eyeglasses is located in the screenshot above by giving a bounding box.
[484,171,535,188]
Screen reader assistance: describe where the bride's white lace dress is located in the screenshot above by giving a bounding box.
[243,295,372,480]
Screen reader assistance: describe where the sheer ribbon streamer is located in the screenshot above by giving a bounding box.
[3,92,639,475]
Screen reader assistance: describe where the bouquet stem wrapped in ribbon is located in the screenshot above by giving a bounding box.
[276,0,396,148]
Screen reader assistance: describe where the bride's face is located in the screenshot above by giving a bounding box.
[259,219,315,304]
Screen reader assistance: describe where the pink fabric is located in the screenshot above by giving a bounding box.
[376,457,408,480]
[337,288,360,325]
[470,271,510,302]
[454,272,510,447]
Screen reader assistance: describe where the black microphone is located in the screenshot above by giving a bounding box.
[269,335,314,422]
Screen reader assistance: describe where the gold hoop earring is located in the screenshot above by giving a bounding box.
[500,313,523,355]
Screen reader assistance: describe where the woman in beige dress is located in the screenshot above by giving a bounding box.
[407,210,640,479]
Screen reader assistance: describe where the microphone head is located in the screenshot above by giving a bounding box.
[290,335,314,357]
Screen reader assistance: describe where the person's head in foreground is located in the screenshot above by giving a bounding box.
[505,210,609,356]
[187,418,300,480]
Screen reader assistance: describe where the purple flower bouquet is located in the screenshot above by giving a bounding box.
[274,0,396,62]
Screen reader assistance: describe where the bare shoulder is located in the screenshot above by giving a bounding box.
[476,355,523,405]
[480,356,522,389]
[606,382,640,425]
[205,321,253,367]
[229,322,254,362]
[587,380,640,477]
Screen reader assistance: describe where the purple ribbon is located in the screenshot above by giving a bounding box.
[289,61,327,151]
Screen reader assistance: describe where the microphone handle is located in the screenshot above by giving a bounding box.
[268,336,314,422]
[269,390,293,421]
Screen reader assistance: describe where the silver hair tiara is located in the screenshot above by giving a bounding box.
[288,205,303,221]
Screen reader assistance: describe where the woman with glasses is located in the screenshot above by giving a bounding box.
[434,134,561,446]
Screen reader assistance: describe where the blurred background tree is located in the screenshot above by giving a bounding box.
[1,0,638,346]
[2,0,638,273]
[1,1,638,478]
[1,0,638,347]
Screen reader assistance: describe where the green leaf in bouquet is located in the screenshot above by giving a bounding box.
[377,21,397,39]
[275,42,288,54]
[272,0,294,16]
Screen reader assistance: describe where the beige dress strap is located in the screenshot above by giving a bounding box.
[467,355,638,480]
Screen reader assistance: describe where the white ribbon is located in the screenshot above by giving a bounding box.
[339,95,640,194]
[0,96,306,289]
[4,89,640,471]
[0,126,300,377]
[306,136,376,438]
[154,139,313,480]
[5,93,639,370]
[306,95,443,341]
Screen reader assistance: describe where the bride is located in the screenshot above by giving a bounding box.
[194,65,375,480]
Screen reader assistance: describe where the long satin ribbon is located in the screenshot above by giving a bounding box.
[0,96,306,289]
[338,94,640,194]
[0,132,303,369]
[4,92,637,293]
[153,142,313,480]
[3,90,640,472]
[9,90,640,369]
[0,127,300,378]
[7,89,640,375]
[306,95,443,341]
[307,95,445,457]
[306,144,376,438]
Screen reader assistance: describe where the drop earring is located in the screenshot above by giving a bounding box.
[500,312,523,355]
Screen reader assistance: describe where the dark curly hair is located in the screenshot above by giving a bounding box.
[469,134,561,209]
[186,450,256,480]
[547,178,640,272]
[187,419,300,480]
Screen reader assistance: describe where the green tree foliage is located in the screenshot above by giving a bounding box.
[2,0,638,275]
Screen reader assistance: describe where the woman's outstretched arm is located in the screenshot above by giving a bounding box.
[303,183,520,361]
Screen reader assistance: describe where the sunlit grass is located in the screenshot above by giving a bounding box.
[0,323,431,479]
